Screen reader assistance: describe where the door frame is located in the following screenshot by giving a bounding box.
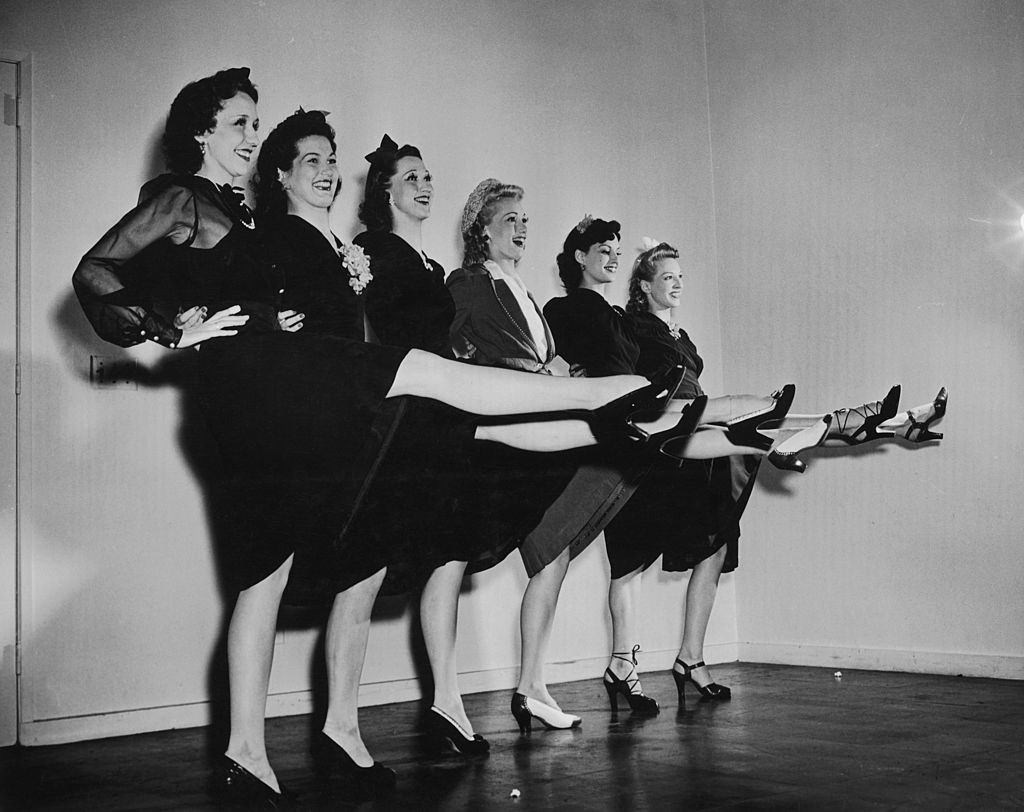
[0,50,31,747]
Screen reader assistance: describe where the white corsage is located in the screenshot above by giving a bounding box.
[639,236,660,252]
[340,242,373,294]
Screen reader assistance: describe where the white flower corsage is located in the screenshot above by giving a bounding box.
[639,236,660,252]
[340,242,373,294]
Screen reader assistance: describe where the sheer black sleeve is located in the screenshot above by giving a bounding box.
[72,181,197,348]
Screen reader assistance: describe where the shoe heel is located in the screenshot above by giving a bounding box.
[603,677,619,712]
[510,693,533,734]
[672,669,686,704]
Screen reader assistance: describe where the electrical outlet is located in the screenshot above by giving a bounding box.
[90,356,139,389]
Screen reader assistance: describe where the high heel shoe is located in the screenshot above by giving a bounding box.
[829,384,902,444]
[899,387,947,443]
[585,364,687,445]
[426,705,490,756]
[767,413,832,472]
[717,384,797,452]
[603,645,660,715]
[213,755,297,809]
[312,731,396,788]
[673,659,731,703]
[632,395,709,461]
[510,692,582,733]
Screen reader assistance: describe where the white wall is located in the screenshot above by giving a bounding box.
[1,0,731,745]
[706,0,1024,678]
[7,0,1019,748]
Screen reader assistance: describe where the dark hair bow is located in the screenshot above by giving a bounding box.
[364,133,421,170]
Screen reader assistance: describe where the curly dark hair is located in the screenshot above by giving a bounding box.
[626,242,680,313]
[358,137,422,232]
[162,67,258,175]
[254,109,337,219]
[555,217,621,290]
[460,180,524,267]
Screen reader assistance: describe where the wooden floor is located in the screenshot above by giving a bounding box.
[2,663,1022,810]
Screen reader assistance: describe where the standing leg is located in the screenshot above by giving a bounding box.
[517,547,571,709]
[322,567,387,767]
[605,564,660,712]
[673,545,731,701]
[420,559,474,734]
[224,554,294,793]
[608,565,645,670]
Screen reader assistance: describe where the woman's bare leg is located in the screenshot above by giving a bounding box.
[389,349,647,414]
[421,559,474,734]
[517,547,571,709]
[674,545,727,686]
[323,567,387,767]
[225,554,294,793]
[607,565,646,683]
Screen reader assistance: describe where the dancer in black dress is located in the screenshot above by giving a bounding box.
[70,72,707,807]
[545,219,946,712]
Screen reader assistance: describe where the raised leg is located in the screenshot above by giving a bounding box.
[322,567,387,767]
[389,349,647,415]
[224,554,294,794]
[517,547,571,709]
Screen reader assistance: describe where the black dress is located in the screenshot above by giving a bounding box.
[544,289,759,578]
[73,176,411,602]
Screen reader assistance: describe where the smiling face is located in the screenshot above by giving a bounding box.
[485,196,528,264]
[279,135,339,216]
[196,92,259,184]
[642,257,684,312]
[388,155,433,222]
[576,237,621,288]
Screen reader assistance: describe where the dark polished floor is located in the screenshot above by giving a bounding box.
[2,663,1022,810]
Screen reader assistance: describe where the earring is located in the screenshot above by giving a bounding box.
[199,142,207,155]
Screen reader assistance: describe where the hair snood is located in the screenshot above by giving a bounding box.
[254,108,336,219]
[163,67,258,176]
[626,241,680,314]
[358,133,422,232]
[555,216,621,291]
[460,178,524,267]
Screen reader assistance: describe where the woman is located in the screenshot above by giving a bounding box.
[545,219,946,711]
[70,71,704,807]
[349,143,614,748]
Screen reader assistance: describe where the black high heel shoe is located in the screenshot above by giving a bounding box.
[900,387,947,443]
[829,384,902,444]
[587,364,688,445]
[632,395,709,462]
[213,755,297,809]
[511,692,582,733]
[673,659,731,703]
[426,705,490,756]
[603,645,660,715]
[312,731,396,788]
[717,384,797,451]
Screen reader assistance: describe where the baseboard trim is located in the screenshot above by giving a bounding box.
[18,642,741,746]
[737,642,1024,680]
